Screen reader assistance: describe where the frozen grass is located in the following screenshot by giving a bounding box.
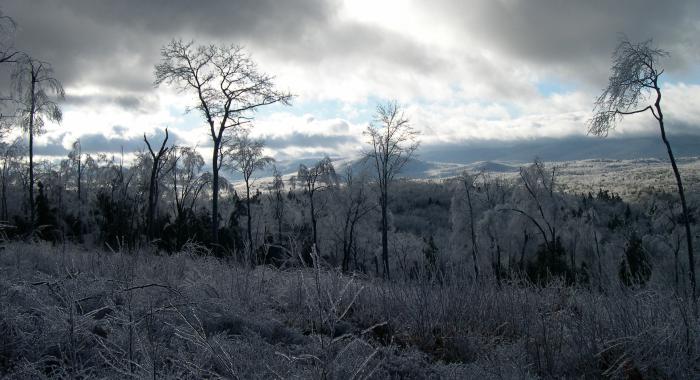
[0,242,697,379]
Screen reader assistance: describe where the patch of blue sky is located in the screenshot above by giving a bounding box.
[167,106,204,131]
[536,79,575,96]
[662,63,700,85]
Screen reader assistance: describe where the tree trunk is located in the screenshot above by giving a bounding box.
[519,230,529,271]
[1,162,7,221]
[594,231,603,292]
[28,76,36,230]
[465,183,480,278]
[310,192,318,253]
[381,190,389,280]
[77,158,81,201]
[277,193,283,243]
[342,207,359,272]
[342,213,351,272]
[348,218,358,271]
[77,152,82,241]
[655,86,695,301]
[211,139,220,248]
[245,179,253,264]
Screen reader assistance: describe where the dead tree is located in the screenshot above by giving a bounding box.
[144,128,170,240]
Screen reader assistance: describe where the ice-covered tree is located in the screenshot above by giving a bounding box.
[588,37,695,299]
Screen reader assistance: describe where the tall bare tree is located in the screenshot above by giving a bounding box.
[268,165,285,242]
[588,37,696,300]
[297,156,337,253]
[337,166,374,272]
[144,128,171,240]
[12,56,64,229]
[460,172,482,279]
[67,139,84,239]
[68,140,83,202]
[224,131,273,258]
[154,40,291,246]
[171,146,208,220]
[364,101,419,280]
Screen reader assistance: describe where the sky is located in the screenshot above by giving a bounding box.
[1,0,700,163]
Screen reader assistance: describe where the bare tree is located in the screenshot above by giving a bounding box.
[510,160,560,253]
[171,146,208,220]
[588,37,695,300]
[224,131,273,258]
[364,101,419,280]
[67,140,84,240]
[296,157,337,254]
[268,165,285,242]
[337,166,374,272]
[154,40,291,246]
[68,140,83,202]
[167,146,209,249]
[144,128,171,240]
[12,56,64,229]
[460,172,481,279]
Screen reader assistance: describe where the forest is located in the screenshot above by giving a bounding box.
[0,5,699,380]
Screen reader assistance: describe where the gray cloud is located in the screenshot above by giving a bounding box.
[34,142,69,157]
[4,0,698,94]
[264,131,358,150]
[35,126,184,158]
[1,0,338,92]
[64,94,148,111]
[428,0,700,85]
[1,0,448,97]
[5,0,697,101]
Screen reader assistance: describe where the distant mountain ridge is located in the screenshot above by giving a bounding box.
[228,134,700,181]
[418,134,700,164]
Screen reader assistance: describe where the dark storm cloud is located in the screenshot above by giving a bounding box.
[3,0,699,98]
[1,0,339,92]
[431,0,700,85]
[34,143,69,157]
[36,127,186,158]
[1,0,445,96]
[64,94,147,111]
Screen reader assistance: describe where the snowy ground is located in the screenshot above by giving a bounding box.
[0,242,696,378]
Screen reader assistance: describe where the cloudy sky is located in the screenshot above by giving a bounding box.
[2,0,700,162]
